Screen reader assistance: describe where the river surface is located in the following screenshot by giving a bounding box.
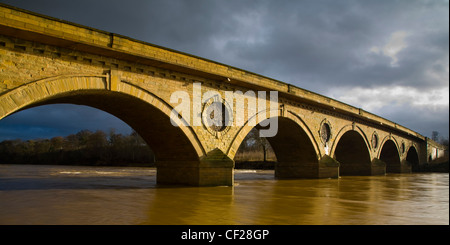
[0,164,448,225]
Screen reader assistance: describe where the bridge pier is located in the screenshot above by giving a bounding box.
[383,159,412,173]
[390,160,412,173]
[339,160,386,176]
[371,158,387,175]
[156,149,234,186]
[275,155,340,179]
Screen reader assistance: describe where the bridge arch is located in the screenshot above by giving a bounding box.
[0,74,205,161]
[379,137,401,173]
[228,109,322,178]
[406,145,420,172]
[227,110,320,159]
[331,125,372,175]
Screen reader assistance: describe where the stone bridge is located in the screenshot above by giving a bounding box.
[0,4,446,186]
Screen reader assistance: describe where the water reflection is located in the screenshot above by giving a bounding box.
[0,165,448,225]
[143,187,235,225]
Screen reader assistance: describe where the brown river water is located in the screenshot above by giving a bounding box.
[0,164,448,225]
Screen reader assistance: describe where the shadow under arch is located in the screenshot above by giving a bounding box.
[0,75,205,162]
[331,125,372,175]
[406,146,420,172]
[227,109,320,160]
[228,110,331,179]
[379,137,402,173]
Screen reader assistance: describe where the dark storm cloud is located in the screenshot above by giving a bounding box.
[0,0,448,139]
[378,102,450,143]
[1,0,233,54]
[215,0,449,91]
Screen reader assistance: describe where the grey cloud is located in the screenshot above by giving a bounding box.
[220,0,449,92]
[378,103,449,140]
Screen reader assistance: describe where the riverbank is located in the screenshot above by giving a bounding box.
[235,161,275,170]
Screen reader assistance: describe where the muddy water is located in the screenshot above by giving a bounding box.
[0,164,448,225]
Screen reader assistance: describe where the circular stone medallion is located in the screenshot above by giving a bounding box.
[202,96,231,137]
[320,122,331,143]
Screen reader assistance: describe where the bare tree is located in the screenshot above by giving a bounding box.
[432,131,439,141]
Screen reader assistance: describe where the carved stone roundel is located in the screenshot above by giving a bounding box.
[320,123,331,143]
[201,96,231,137]
[372,133,379,149]
[204,101,227,132]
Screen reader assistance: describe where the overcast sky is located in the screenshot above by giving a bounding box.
[0,0,448,141]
